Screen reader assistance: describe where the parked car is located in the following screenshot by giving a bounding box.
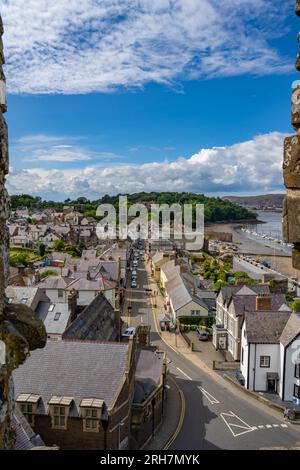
[133,260,138,267]
[131,270,137,277]
[122,327,136,338]
[131,279,137,288]
[196,328,209,341]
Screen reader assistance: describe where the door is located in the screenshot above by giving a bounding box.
[267,378,277,393]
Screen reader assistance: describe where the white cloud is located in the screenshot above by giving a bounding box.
[7,131,287,199]
[1,0,291,94]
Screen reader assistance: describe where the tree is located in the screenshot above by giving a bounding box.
[52,240,65,252]
[291,300,300,313]
[38,243,46,257]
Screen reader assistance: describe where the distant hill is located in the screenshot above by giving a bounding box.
[223,194,284,210]
[10,192,257,223]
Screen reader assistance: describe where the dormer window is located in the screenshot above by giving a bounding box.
[17,394,40,427]
[80,398,103,433]
[48,396,73,430]
[21,298,28,304]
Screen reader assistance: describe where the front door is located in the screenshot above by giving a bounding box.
[267,378,277,393]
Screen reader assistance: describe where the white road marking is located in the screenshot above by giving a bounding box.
[220,411,255,438]
[258,425,265,429]
[198,386,220,405]
[272,424,279,428]
[266,424,272,429]
[176,367,193,381]
[281,424,288,428]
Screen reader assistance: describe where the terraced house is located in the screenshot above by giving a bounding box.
[214,285,290,361]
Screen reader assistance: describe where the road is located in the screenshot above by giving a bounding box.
[122,246,300,450]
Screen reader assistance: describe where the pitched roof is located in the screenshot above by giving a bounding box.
[219,284,270,307]
[36,301,71,336]
[13,408,45,450]
[230,293,288,317]
[38,276,74,289]
[66,276,116,292]
[134,348,164,404]
[63,294,117,341]
[5,286,40,307]
[13,340,129,415]
[244,311,290,344]
[280,313,300,347]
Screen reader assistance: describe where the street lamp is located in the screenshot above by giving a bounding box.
[118,420,126,450]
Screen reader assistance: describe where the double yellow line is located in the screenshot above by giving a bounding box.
[163,376,186,450]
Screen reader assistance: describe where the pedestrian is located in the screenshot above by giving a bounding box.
[283,407,289,420]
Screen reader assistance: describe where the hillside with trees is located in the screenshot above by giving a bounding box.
[10,192,256,224]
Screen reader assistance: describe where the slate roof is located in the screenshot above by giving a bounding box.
[38,276,74,289]
[219,284,270,307]
[280,313,300,347]
[244,311,290,344]
[13,340,129,415]
[63,294,117,341]
[134,348,164,404]
[36,301,71,336]
[66,276,116,291]
[13,408,45,450]
[5,286,41,307]
[230,293,288,317]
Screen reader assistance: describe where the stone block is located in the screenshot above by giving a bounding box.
[283,134,300,188]
[282,190,300,243]
[291,82,300,131]
[292,245,300,270]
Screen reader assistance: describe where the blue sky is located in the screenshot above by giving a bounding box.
[2,1,299,200]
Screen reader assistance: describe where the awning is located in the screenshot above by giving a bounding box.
[267,373,279,380]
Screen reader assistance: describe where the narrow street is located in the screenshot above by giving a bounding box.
[122,245,300,450]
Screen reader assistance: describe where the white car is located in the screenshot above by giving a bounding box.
[131,279,137,288]
[131,270,137,276]
[133,260,138,267]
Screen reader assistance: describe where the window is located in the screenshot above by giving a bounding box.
[80,398,103,432]
[295,363,300,379]
[82,408,100,432]
[51,406,67,429]
[191,310,200,316]
[48,304,55,312]
[20,403,35,426]
[260,356,270,368]
[58,290,64,299]
[241,347,244,365]
[16,394,40,427]
[54,312,61,321]
[294,384,300,399]
[48,396,72,430]
[20,298,28,304]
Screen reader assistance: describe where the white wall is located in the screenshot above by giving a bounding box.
[281,337,300,402]
[248,343,280,392]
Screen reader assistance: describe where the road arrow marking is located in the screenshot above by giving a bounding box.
[198,386,220,405]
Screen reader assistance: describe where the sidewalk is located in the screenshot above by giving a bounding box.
[145,260,222,379]
[143,376,183,450]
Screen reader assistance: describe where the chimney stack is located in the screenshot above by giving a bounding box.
[256,295,271,311]
[68,289,78,322]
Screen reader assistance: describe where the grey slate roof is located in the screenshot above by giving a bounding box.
[63,294,117,341]
[244,311,290,344]
[13,340,129,415]
[134,348,164,404]
[13,408,45,450]
[219,284,270,307]
[38,276,74,290]
[36,301,71,335]
[280,313,300,347]
[230,293,288,317]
